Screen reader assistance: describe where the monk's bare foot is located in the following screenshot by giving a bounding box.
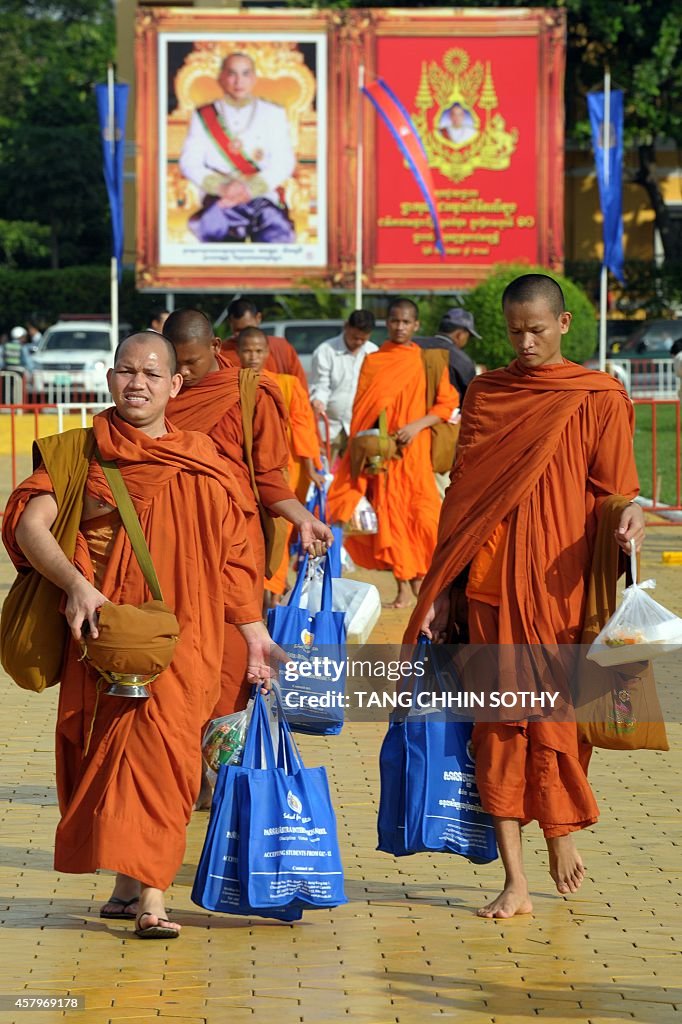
[547,834,586,895]
[410,577,423,597]
[384,580,413,609]
[194,763,214,811]
[477,883,533,918]
[136,887,181,937]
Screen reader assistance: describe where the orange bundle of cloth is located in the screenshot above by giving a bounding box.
[82,600,179,684]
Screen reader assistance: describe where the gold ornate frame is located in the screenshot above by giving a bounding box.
[135,7,340,291]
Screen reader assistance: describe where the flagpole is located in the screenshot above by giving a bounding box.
[355,64,365,310]
[598,66,610,373]
[107,63,119,349]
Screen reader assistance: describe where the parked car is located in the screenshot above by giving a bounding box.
[260,319,386,376]
[584,319,682,397]
[27,318,131,402]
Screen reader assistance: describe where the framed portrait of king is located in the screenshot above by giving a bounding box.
[135,8,339,290]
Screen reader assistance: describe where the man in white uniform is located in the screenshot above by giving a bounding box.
[179,52,296,243]
[309,310,378,458]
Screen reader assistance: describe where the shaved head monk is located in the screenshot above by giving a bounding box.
[405,274,645,918]
[2,332,269,938]
[163,311,331,780]
[221,297,308,394]
[238,326,324,601]
[327,298,459,608]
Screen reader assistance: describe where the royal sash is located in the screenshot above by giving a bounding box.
[198,103,260,176]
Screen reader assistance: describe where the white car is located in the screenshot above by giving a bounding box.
[28,320,130,402]
[260,319,385,377]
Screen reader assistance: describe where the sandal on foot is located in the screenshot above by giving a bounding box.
[99,896,139,920]
[135,912,180,939]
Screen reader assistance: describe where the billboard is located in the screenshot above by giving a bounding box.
[135,8,565,292]
[135,8,340,290]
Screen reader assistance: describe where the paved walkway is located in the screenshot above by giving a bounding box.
[1,526,681,1024]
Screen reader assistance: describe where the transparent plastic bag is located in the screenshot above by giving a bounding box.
[344,496,378,535]
[202,705,252,773]
[588,547,682,666]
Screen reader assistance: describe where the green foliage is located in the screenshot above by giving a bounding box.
[0,0,116,267]
[0,220,50,267]
[567,259,682,317]
[462,264,597,369]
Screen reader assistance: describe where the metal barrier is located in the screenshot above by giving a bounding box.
[0,401,108,501]
[0,371,25,406]
[608,358,678,399]
[632,398,682,520]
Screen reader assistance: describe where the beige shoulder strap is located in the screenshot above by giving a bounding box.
[238,368,261,503]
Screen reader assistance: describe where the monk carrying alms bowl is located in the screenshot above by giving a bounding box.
[81,600,180,699]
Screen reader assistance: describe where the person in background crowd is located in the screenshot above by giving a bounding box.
[309,310,378,461]
[221,298,308,394]
[418,308,480,407]
[328,298,459,609]
[150,308,170,334]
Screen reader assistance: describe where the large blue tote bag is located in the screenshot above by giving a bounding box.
[238,690,348,912]
[267,552,346,735]
[191,697,303,921]
[377,638,498,864]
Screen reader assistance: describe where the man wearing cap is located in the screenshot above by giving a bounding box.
[418,309,480,406]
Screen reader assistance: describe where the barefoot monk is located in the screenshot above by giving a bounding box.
[328,298,459,609]
[406,275,644,918]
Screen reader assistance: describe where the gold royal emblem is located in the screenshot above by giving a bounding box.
[414,49,518,184]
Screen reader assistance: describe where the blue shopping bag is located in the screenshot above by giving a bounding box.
[376,638,497,864]
[293,484,343,578]
[191,698,303,920]
[404,716,497,864]
[377,719,413,857]
[238,690,348,911]
[268,552,346,735]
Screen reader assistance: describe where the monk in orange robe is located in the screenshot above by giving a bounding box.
[164,310,332,719]
[237,326,325,599]
[2,332,272,937]
[406,275,645,919]
[327,298,459,609]
[220,297,308,393]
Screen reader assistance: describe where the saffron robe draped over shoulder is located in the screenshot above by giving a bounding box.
[167,354,294,715]
[2,410,261,889]
[404,359,640,837]
[327,341,459,581]
[263,371,322,595]
[221,335,308,393]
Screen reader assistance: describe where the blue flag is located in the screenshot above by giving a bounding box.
[95,82,129,278]
[587,90,624,283]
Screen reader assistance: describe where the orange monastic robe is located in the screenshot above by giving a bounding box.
[264,371,322,595]
[405,359,640,837]
[2,410,261,890]
[327,341,459,581]
[167,354,294,715]
[222,335,308,393]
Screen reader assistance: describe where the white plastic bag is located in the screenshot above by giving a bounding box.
[587,547,682,666]
[345,496,378,535]
[202,705,252,772]
[281,568,381,645]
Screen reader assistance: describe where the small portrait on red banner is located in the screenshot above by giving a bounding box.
[438,102,478,147]
[161,33,327,269]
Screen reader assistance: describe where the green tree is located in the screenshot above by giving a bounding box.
[462,265,597,370]
[0,219,50,267]
[0,0,115,268]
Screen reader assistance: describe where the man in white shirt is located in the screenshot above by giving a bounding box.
[309,311,378,457]
[439,103,477,146]
[179,52,296,244]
